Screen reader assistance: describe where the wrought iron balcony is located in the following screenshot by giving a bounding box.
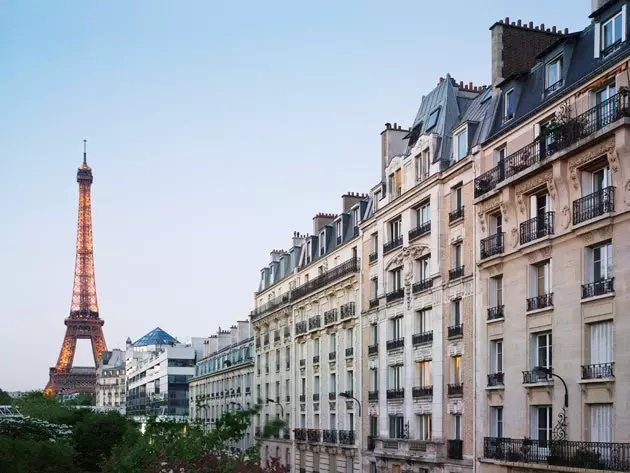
[295,321,307,335]
[412,278,433,293]
[329,392,336,400]
[449,206,464,223]
[386,388,404,400]
[369,298,379,309]
[412,331,433,345]
[520,211,554,244]
[522,369,552,384]
[308,315,321,330]
[323,429,338,444]
[412,386,433,398]
[448,383,463,396]
[582,277,614,298]
[474,93,630,198]
[339,430,355,445]
[313,355,320,364]
[307,429,321,443]
[480,232,504,259]
[483,436,630,471]
[294,428,307,441]
[313,393,320,401]
[386,288,404,302]
[345,347,354,357]
[368,344,378,355]
[448,324,463,339]
[386,338,404,351]
[449,265,464,280]
[340,302,355,319]
[447,439,463,460]
[291,257,359,300]
[299,394,306,402]
[324,309,338,324]
[487,305,504,320]
[581,362,614,379]
[328,351,336,360]
[368,390,378,401]
[286,395,290,402]
[409,221,431,240]
[487,372,504,387]
[369,252,378,263]
[526,292,553,311]
[251,293,291,320]
[573,186,615,225]
[299,358,306,367]
[383,236,403,254]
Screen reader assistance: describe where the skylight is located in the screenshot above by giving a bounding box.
[426,108,440,131]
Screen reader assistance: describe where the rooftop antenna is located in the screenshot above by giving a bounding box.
[83,139,87,165]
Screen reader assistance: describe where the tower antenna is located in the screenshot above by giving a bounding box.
[83,139,87,165]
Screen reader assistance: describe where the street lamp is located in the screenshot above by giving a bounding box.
[338,392,361,417]
[266,398,284,417]
[533,366,568,440]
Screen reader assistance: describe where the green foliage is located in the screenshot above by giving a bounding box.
[65,392,96,406]
[0,415,72,440]
[0,436,77,473]
[0,388,12,405]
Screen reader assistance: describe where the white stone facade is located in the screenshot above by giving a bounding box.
[96,349,126,412]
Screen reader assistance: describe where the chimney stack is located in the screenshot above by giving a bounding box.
[313,213,337,234]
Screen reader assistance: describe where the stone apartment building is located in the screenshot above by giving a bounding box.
[360,76,491,473]
[189,321,254,452]
[252,194,368,473]
[474,1,630,471]
[95,348,126,412]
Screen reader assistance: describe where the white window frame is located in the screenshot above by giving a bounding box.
[346,327,354,349]
[370,277,378,299]
[504,89,515,120]
[417,414,432,441]
[529,260,552,298]
[590,404,613,443]
[391,267,403,291]
[490,407,503,438]
[388,364,403,390]
[369,368,377,391]
[390,316,403,340]
[329,333,336,353]
[416,359,432,387]
[489,275,503,308]
[370,323,378,345]
[455,127,468,161]
[602,10,625,51]
[586,242,613,283]
[390,218,402,240]
[451,355,462,384]
[589,321,613,365]
[418,255,430,281]
[531,405,552,445]
[545,56,562,90]
[452,414,462,440]
[451,299,461,326]
[490,339,503,374]
[452,186,463,211]
[417,201,431,225]
[335,220,342,239]
[531,331,553,372]
[415,308,432,334]
[352,207,360,227]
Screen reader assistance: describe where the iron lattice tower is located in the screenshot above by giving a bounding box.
[45,142,108,395]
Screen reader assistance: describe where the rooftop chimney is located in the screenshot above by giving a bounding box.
[380,122,408,179]
[313,213,337,234]
[341,192,367,213]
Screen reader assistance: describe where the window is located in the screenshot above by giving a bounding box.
[285,379,289,398]
[390,316,403,340]
[391,268,403,291]
[418,255,430,281]
[352,207,360,227]
[388,364,403,390]
[590,404,613,442]
[314,375,320,395]
[417,201,430,226]
[373,190,380,211]
[335,220,342,240]
[452,186,463,211]
[545,56,562,90]
[346,328,354,348]
[583,165,612,194]
[532,332,553,372]
[370,277,378,299]
[285,346,290,366]
[390,169,402,197]
[389,415,405,439]
[417,414,432,440]
[370,324,378,345]
[455,128,468,161]
[369,368,378,391]
[306,241,312,264]
[330,333,336,353]
[426,108,440,130]
[596,83,617,126]
[589,321,613,366]
[586,242,613,283]
[490,339,503,373]
[451,300,461,326]
[313,338,320,356]
[369,416,378,436]
[490,407,503,438]
[531,406,552,445]
[389,218,402,241]
[319,232,326,256]
[345,457,353,473]
[504,89,515,120]
[452,415,462,439]
[489,275,503,308]
[346,370,354,394]
[451,356,462,384]
[452,243,462,268]
[371,234,378,253]
[490,212,503,235]
[330,372,336,393]
[416,360,432,387]
[602,11,624,51]
[415,308,432,333]
[494,146,506,166]
[529,260,552,299]
[416,150,430,181]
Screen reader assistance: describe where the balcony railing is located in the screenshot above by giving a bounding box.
[582,362,614,379]
[328,351,336,360]
[295,321,307,335]
[483,437,630,471]
[251,293,291,320]
[368,390,378,401]
[386,338,404,351]
[522,369,552,384]
[324,309,338,324]
[300,359,305,367]
[481,232,504,259]
[339,430,355,445]
[582,277,614,298]
[412,278,433,293]
[412,386,433,398]
[487,305,504,320]
[345,347,354,357]
[487,372,504,387]
[313,355,320,364]
[386,389,404,400]
[329,392,336,400]
[383,236,403,254]
[340,302,355,319]
[294,428,307,441]
[448,324,463,339]
[474,93,630,198]
[447,439,463,460]
[308,315,321,330]
[307,429,321,443]
[520,211,554,244]
[526,292,553,311]
[409,221,431,240]
[368,344,378,355]
[448,383,463,396]
[369,298,379,309]
[313,393,320,402]
[386,288,404,302]
[573,186,615,225]
[291,257,359,300]
[449,265,464,280]
[412,331,433,345]
[369,252,378,263]
[323,429,338,444]
[449,206,464,223]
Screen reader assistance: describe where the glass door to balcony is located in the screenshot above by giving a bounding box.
[597,84,616,128]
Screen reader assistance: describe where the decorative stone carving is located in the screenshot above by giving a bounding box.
[539,247,552,259]
[625,180,630,207]
[487,263,504,276]
[599,225,613,238]
[478,196,501,233]
[568,138,615,190]
[510,228,519,248]
[527,252,539,263]
[515,170,554,213]
[581,231,594,243]
[499,201,509,223]
[561,206,572,230]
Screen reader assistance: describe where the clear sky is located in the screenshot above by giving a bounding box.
[0,0,590,390]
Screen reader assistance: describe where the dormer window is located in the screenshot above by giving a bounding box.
[352,207,360,227]
[335,220,342,243]
[545,56,562,94]
[454,127,468,161]
[426,108,440,131]
[306,241,312,265]
[319,232,326,256]
[504,89,515,121]
[603,11,624,53]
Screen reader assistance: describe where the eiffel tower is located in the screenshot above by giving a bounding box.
[45,142,107,395]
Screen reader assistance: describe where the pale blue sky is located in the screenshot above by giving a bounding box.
[0,0,589,390]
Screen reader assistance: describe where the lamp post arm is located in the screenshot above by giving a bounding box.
[551,373,569,408]
[348,395,361,417]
